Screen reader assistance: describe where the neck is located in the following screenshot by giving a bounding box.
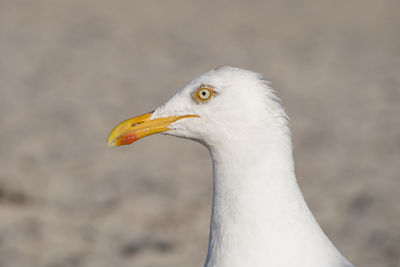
[204,128,350,267]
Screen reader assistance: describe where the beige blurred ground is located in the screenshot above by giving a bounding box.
[0,0,399,266]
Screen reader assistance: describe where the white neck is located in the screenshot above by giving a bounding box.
[204,126,351,267]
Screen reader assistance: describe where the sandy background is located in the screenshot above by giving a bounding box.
[0,0,399,266]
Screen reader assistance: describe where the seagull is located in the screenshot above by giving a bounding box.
[107,67,354,267]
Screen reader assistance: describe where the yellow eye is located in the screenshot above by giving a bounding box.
[194,86,214,102]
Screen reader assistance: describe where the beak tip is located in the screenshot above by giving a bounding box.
[107,142,115,148]
[106,138,115,147]
[106,134,138,147]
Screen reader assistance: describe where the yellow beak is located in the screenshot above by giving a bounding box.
[107,112,199,147]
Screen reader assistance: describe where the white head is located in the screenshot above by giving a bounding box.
[107,66,289,149]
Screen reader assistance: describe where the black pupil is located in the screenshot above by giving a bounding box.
[201,91,207,96]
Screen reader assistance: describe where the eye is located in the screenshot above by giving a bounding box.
[193,86,214,103]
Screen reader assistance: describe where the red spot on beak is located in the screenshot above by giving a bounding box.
[116,133,138,146]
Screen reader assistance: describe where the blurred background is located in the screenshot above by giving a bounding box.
[0,0,399,266]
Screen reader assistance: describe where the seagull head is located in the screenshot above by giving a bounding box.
[107,66,288,148]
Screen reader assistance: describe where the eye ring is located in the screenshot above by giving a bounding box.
[193,86,214,103]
